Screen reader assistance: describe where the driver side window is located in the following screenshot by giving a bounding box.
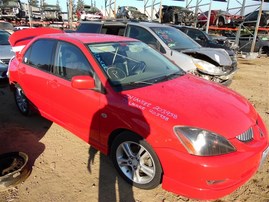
[54,42,93,80]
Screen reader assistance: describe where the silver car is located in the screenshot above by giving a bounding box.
[0,30,14,79]
[125,22,237,86]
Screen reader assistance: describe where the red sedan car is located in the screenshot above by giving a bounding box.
[8,28,269,200]
[197,10,243,27]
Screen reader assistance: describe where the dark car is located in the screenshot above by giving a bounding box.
[155,5,195,25]
[116,6,148,20]
[172,25,237,67]
[197,10,243,27]
[223,32,269,56]
[76,21,126,36]
[243,10,269,27]
[237,34,269,56]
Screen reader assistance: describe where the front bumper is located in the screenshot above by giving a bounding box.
[154,118,269,200]
[156,144,268,200]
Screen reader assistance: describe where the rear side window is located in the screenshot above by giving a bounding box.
[23,39,56,72]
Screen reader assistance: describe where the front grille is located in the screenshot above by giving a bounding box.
[236,127,253,142]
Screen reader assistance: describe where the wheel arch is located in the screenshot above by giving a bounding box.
[9,81,19,92]
[217,16,225,26]
[107,128,142,155]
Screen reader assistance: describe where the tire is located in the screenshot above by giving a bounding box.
[14,86,30,116]
[217,17,225,27]
[111,132,162,189]
[258,47,269,57]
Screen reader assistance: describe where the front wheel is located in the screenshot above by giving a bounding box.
[14,86,30,116]
[111,132,162,189]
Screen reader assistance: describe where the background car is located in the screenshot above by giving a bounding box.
[223,32,269,56]
[78,5,103,21]
[243,10,269,27]
[197,10,243,27]
[76,21,126,36]
[0,21,14,34]
[116,6,148,20]
[237,34,269,56]
[8,28,269,200]
[0,0,26,21]
[172,25,237,67]
[0,30,14,79]
[155,5,195,25]
[41,4,62,21]
[124,22,237,85]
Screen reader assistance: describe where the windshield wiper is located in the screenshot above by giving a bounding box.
[155,72,184,82]
[123,80,154,86]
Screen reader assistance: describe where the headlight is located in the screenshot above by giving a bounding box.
[193,58,224,76]
[174,126,236,156]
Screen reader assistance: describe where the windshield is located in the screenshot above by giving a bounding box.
[88,41,185,89]
[0,32,10,45]
[151,26,200,51]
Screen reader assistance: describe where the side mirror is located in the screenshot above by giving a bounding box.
[71,75,95,90]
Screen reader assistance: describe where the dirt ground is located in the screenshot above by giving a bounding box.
[0,56,268,202]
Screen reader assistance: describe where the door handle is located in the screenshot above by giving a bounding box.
[47,80,60,88]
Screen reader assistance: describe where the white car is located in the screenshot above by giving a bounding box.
[80,11,102,21]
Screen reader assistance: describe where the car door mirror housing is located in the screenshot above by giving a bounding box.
[71,75,95,90]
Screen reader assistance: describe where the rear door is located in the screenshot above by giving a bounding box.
[19,39,57,116]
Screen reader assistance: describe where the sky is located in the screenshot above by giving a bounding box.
[22,0,268,15]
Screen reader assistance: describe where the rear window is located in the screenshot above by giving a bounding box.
[77,23,102,33]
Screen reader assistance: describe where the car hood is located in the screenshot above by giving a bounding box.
[123,74,257,138]
[181,47,232,66]
[0,45,14,59]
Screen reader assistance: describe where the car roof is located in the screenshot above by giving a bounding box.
[38,33,137,44]
[79,20,127,26]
